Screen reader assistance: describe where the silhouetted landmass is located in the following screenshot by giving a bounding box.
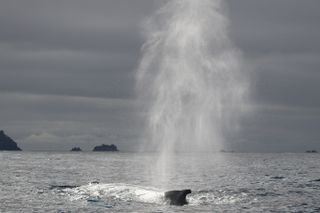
[306,150,318,153]
[93,144,118,152]
[70,147,82,152]
[0,130,22,151]
[220,149,235,153]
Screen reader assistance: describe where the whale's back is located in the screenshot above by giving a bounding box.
[164,189,192,206]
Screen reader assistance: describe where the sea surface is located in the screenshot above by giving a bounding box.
[1,152,320,212]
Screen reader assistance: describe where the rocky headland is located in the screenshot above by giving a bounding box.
[0,130,22,151]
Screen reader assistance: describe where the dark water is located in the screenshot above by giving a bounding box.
[1,152,320,212]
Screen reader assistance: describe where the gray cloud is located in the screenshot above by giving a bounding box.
[0,0,319,151]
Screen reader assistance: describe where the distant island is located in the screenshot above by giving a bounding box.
[306,150,318,153]
[0,130,22,151]
[93,144,118,152]
[70,147,82,152]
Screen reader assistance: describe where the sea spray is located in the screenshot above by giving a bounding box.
[136,0,248,186]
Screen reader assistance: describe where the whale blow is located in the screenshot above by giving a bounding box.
[164,189,191,206]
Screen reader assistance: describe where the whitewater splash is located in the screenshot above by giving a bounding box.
[53,183,247,207]
[136,0,248,185]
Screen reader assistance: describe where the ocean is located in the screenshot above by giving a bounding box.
[1,152,319,212]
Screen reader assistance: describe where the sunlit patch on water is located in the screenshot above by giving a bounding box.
[51,183,251,208]
[53,183,165,206]
[188,189,249,206]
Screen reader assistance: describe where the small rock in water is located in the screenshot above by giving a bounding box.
[70,147,82,152]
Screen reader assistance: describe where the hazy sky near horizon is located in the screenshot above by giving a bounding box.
[0,0,319,151]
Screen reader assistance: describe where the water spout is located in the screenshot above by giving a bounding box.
[136,0,248,186]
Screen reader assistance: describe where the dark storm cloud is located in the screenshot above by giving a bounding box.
[0,0,319,151]
[228,0,320,56]
[254,54,320,108]
[225,0,320,151]
[0,48,136,98]
[0,0,154,57]
[0,0,154,150]
[0,0,155,99]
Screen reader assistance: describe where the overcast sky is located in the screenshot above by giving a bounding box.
[0,0,319,152]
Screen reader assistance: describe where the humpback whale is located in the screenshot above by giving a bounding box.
[164,189,191,206]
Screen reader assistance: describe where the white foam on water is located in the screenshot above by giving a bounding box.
[65,183,164,205]
[60,183,249,207]
[188,191,246,206]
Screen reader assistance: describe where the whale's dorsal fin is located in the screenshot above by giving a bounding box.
[164,189,191,206]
